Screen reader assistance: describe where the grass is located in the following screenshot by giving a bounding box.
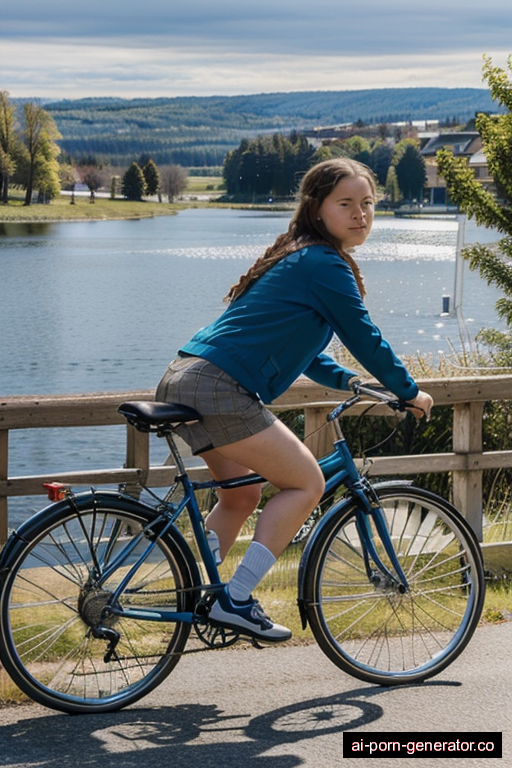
[0,193,185,223]
[1,536,510,707]
[0,176,228,223]
[185,176,225,195]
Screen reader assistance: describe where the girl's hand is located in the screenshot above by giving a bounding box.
[407,390,434,421]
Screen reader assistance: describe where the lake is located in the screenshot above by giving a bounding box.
[0,207,504,524]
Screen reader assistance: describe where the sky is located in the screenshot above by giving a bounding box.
[2,1,512,100]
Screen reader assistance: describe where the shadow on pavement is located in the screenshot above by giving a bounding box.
[0,681,461,768]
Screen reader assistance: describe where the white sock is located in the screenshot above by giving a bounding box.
[206,529,222,565]
[228,541,276,602]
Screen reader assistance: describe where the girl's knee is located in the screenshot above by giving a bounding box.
[309,472,325,507]
[302,460,325,498]
[279,470,324,510]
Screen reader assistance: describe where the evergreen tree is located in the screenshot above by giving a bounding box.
[122,161,146,201]
[222,132,314,198]
[370,142,394,185]
[437,54,512,335]
[395,143,427,201]
[142,158,160,197]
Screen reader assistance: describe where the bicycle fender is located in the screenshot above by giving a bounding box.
[0,494,89,572]
[296,479,414,626]
[296,495,353,618]
[0,490,199,586]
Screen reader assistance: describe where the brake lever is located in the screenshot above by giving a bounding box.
[395,400,431,422]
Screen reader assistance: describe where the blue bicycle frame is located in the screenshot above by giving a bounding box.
[103,398,410,629]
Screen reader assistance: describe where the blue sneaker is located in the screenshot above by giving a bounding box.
[208,592,292,643]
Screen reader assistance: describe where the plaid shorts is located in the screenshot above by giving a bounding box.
[155,355,276,454]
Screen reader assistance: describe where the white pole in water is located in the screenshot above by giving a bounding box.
[453,214,469,347]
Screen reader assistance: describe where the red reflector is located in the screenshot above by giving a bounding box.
[42,482,69,501]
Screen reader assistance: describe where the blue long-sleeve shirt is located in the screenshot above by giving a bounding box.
[180,244,419,404]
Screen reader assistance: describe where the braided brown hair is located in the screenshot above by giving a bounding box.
[225,157,377,302]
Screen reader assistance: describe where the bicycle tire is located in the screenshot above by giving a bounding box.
[303,485,485,686]
[0,494,200,713]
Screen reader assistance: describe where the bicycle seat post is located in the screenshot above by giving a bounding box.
[161,429,188,477]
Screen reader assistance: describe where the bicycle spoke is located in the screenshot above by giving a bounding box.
[305,487,484,684]
[0,501,195,713]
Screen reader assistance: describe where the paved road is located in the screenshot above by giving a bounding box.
[0,622,510,768]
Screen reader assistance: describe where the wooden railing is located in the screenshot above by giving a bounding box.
[2,375,512,545]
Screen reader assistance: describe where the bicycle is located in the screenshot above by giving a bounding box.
[0,382,485,714]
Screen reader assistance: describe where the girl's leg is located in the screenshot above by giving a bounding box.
[202,452,263,562]
[204,418,324,558]
[205,419,324,641]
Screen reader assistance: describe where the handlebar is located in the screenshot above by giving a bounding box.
[327,381,409,423]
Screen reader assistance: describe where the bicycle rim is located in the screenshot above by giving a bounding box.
[0,504,196,713]
[304,486,485,685]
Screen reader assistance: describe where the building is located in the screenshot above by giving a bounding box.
[421,132,483,204]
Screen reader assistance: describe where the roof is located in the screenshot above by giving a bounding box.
[421,132,481,156]
[468,150,487,165]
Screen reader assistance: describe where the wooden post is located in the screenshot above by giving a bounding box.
[304,406,333,458]
[124,424,150,499]
[0,430,8,546]
[452,401,484,539]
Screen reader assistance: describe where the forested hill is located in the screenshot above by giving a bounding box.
[46,87,499,168]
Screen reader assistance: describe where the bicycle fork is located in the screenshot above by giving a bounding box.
[353,481,409,594]
[323,433,410,595]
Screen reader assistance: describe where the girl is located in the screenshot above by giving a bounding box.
[156,158,433,643]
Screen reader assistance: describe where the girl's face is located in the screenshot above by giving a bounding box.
[317,175,375,249]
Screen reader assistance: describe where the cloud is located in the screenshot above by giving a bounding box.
[2,1,512,98]
[3,41,508,99]
[4,1,512,53]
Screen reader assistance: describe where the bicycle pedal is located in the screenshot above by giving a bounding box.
[194,602,209,619]
[194,592,218,619]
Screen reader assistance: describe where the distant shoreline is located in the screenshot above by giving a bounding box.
[1,198,404,225]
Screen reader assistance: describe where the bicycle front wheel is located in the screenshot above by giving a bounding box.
[303,485,485,686]
[0,497,198,713]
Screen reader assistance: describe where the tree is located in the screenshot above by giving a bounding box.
[312,142,347,164]
[59,164,80,204]
[437,54,512,334]
[395,143,427,201]
[21,103,61,205]
[34,131,61,203]
[0,91,19,203]
[377,123,390,141]
[222,133,314,198]
[79,166,105,202]
[122,162,146,201]
[369,142,394,185]
[110,175,121,199]
[162,164,188,202]
[384,165,401,206]
[142,158,160,197]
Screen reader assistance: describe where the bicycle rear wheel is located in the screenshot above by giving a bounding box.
[0,496,199,713]
[303,485,485,685]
